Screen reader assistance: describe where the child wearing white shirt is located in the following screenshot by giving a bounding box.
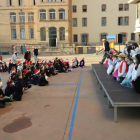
[120,58,134,88]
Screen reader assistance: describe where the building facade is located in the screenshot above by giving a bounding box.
[72,0,138,46]
[128,0,140,43]
[0,0,139,55]
[0,0,74,55]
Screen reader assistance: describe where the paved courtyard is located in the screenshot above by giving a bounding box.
[1,54,140,140]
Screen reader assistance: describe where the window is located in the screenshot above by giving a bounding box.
[28,13,34,22]
[82,18,87,26]
[59,9,65,19]
[59,27,65,41]
[40,10,46,20]
[124,17,129,25]
[121,33,127,45]
[20,29,25,39]
[19,13,25,22]
[83,5,87,12]
[101,34,107,41]
[125,4,129,11]
[7,0,12,6]
[41,0,44,2]
[11,29,17,39]
[74,35,77,42]
[33,0,35,5]
[119,4,123,11]
[82,34,88,46]
[102,4,106,11]
[40,27,46,41]
[131,33,135,41]
[102,17,106,26]
[49,10,55,20]
[73,18,77,27]
[10,13,16,23]
[73,6,76,12]
[19,0,24,6]
[118,17,123,25]
[9,0,12,6]
[29,28,34,39]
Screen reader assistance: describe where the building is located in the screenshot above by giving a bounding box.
[0,0,74,55]
[0,0,138,55]
[128,0,140,43]
[72,0,138,47]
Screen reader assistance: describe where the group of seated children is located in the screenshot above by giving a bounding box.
[105,43,140,93]
[0,57,85,108]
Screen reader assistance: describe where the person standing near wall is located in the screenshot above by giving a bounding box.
[24,48,31,62]
[34,47,38,63]
[11,51,18,72]
[99,39,110,64]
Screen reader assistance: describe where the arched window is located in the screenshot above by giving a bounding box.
[59,9,65,19]
[40,10,46,20]
[29,28,34,39]
[49,9,56,20]
[40,27,46,41]
[19,13,25,22]
[10,13,16,23]
[28,13,34,22]
[59,27,65,41]
[20,29,25,39]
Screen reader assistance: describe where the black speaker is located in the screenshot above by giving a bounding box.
[118,34,122,43]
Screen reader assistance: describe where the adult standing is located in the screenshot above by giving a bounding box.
[99,39,110,64]
[34,47,38,63]
[11,51,18,72]
[24,48,31,61]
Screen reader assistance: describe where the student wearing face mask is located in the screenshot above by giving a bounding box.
[120,57,135,88]
[112,57,121,79]
[131,54,140,93]
[118,53,128,82]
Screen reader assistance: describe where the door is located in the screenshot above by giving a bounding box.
[78,47,83,54]
[82,34,88,46]
[122,33,126,45]
[49,27,57,47]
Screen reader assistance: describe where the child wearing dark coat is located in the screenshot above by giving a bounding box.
[39,72,49,86]
[13,73,23,101]
[5,80,15,97]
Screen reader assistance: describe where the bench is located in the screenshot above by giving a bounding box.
[92,64,140,122]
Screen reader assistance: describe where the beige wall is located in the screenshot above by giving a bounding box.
[72,0,138,44]
[0,0,70,48]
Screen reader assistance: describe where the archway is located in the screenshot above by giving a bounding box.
[49,27,57,47]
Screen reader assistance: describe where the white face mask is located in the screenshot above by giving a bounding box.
[118,58,122,61]
[133,60,136,64]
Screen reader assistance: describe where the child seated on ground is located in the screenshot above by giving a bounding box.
[118,53,128,82]
[120,57,135,88]
[79,58,85,67]
[17,61,23,72]
[13,73,24,101]
[5,80,15,97]
[38,72,49,86]
[75,57,79,67]
[0,82,6,108]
